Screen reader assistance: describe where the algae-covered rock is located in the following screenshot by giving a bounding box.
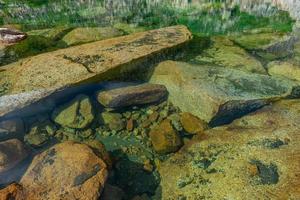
[150,61,300,126]
[113,23,147,34]
[157,100,300,200]
[20,141,108,200]
[231,32,298,61]
[0,25,192,117]
[97,83,168,108]
[27,27,72,41]
[61,27,124,46]
[193,37,266,74]
[52,94,94,129]
[267,60,300,81]
[149,119,182,154]
[100,112,125,131]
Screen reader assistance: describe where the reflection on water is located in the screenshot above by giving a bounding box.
[0,0,300,200]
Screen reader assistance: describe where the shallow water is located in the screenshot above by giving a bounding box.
[0,1,300,200]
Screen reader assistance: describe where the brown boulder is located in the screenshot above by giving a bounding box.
[0,183,24,200]
[20,141,108,200]
[97,83,168,108]
[0,139,28,173]
[180,112,208,135]
[149,119,182,154]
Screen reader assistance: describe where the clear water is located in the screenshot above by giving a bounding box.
[0,0,300,200]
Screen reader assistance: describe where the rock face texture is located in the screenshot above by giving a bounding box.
[97,83,168,108]
[0,183,24,200]
[0,139,28,173]
[61,27,124,46]
[157,100,300,200]
[51,94,94,129]
[193,37,266,74]
[0,25,192,117]
[267,60,300,81]
[20,141,108,200]
[150,61,300,126]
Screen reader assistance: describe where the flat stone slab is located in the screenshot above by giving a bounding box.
[150,61,300,126]
[97,83,168,108]
[158,101,300,199]
[0,25,192,117]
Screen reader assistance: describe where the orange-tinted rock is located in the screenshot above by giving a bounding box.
[180,112,208,135]
[20,141,108,200]
[84,140,112,169]
[0,183,24,200]
[149,119,182,154]
[126,118,134,131]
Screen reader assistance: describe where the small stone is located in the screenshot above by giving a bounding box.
[149,119,182,154]
[80,129,94,139]
[24,133,48,147]
[97,83,168,108]
[148,111,159,123]
[52,94,94,129]
[0,139,28,173]
[180,112,208,135]
[248,163,259,176]
[101,112,125,131]
[126,118,134,131]
[143,159,154,172]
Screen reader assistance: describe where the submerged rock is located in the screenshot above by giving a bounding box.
[0,28,27,44]
[0,139,28,173]
[27,27,72,42]
[267,60,300,81]
[149,119,182,154]
[20,141,108,200]
[97,83,168,108]
[0,118,24,140]
[0,25,192,117]
[158,100,300,199]
[61,27,124,46]
[52,95,94,129]
[232,32,298,61]
[150,61,300,126]
[100,112,125,131]
[193,37,266,74]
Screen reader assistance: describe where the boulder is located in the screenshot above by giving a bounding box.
[149,119,182,154]
[113,23,147,34]
[180,112,208,135]
[231,32,298,61]
[0,118,24,140]
[61,27,124,46]
[267,60,300,81]
[0,139,28,173]
[0,183,24,200]
[193,37,266,74]
[0,25,192,117]
[27,27,72,42]
[157,100,300,200]
[97,83,168,108]
[150,61,300,126]
[0,28,27,44]
[52,95,94,129]
[20,141,108,200]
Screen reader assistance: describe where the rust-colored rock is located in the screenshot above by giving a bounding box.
[20,141,108,200]
[0,183,24,200]
[149,119,182,154]
[84,140,112,169]
[180,112,208,135]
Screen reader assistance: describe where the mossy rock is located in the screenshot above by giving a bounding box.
[61,27,124,46]
[113,23,147,34]
[27,27,73,42]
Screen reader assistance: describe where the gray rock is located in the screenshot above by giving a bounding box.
[97,83,168,108]
[0,28,27,44]
[52,94,94,129]
[0,139,28,173]
[150,61,300,126]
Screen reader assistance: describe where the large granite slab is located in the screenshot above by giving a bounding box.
[0,26,192,118]
[150,61,300,126]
